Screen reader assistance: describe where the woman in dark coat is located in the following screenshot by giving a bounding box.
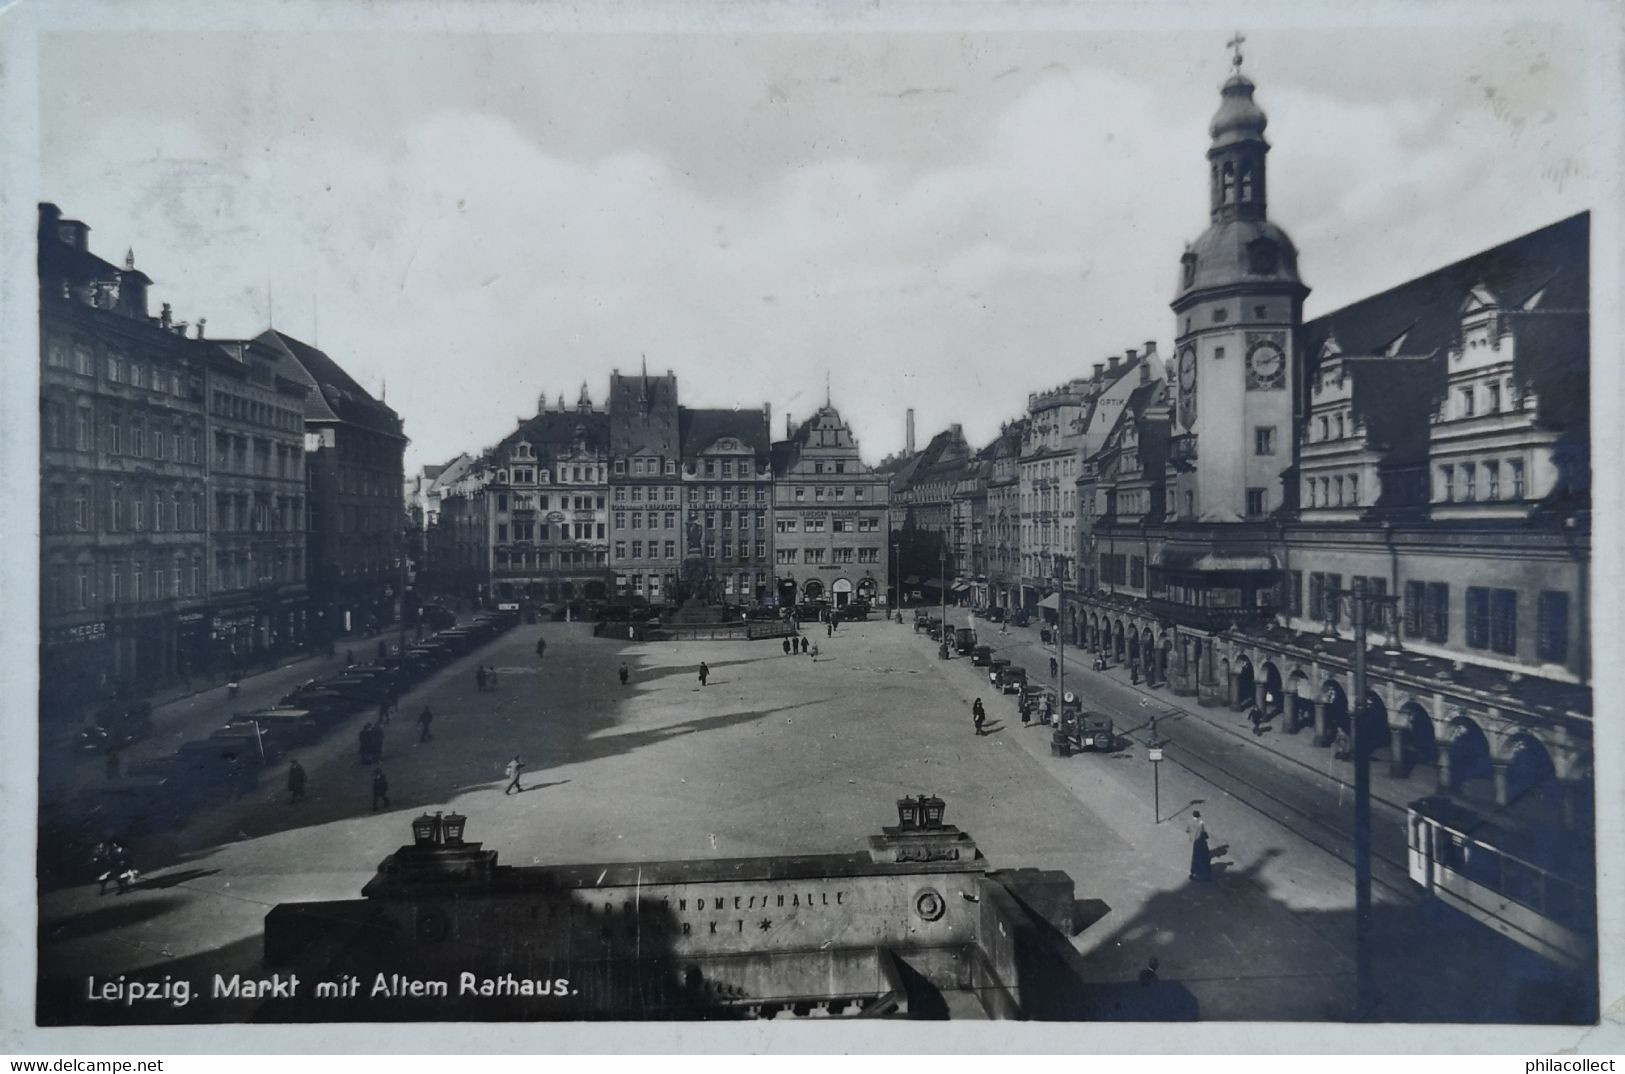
[1189,828,1213,882]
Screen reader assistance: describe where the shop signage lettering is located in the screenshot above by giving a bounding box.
[48,622,107,645]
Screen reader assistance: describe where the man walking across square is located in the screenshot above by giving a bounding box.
[698,661,710,686]
[417,705,434,743]
[371,766,391,812]
[504,755,525,795]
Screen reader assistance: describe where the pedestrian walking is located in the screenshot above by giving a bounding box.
[287,758,307,803]
[698,661,710,686]
[371,766,391,812]
[1249,706,1264,736]
[536,636,547,659]
[503,755,525,795]
[92,841,113,895]
[1049,656,1058,679]
[972,698,987,736]
[111,840,136,894]
[1131,661,1141,686]
[827,621,833,638]
[1333,727,1352,760]
[1189,826,1213,882]
[475,665,487,693]
[782,638,792,656]
[810,642,819,662]
[619,662,630,686]
[417,706,434,743]
[801,636,810,654]
[359,722,374,764]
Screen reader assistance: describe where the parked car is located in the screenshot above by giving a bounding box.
[999,665,1028,694]
[987,658,1011,686]
[227,708,321,750]
[1051,696,1116,756]
[980,606,1006,623]
[74,701,155,753]
[955,627,978,655]
[971,645,993,667]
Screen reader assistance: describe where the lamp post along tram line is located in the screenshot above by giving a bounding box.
[1321,577,1402,1021]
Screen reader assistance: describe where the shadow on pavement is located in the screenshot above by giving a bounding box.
[39,894,188,944]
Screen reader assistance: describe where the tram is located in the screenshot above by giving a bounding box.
[1406,795,1595,971]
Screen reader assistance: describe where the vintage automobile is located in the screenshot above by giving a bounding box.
[987,657,1011,685]
[955,627,977,655]
[74,701,155,753]
[1050,693,1116,755]
[1012,609,1031,627]
[970,644,993,667]
[227,708,321,750]
[979,606,1006,623]
[1000,665,1028,694]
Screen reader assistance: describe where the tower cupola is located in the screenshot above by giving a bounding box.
[1206,34,1269,225]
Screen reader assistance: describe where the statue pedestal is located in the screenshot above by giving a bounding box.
[867,825,980,865]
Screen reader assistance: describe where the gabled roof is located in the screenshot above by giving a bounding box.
[608,371,680,457]
[679,407,770,459]
[1301,213,1588,432]
[491,410,610,468]
[256,328,404,438]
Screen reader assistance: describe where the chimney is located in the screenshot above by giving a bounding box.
[160,302,172,329]
[786,413,793,437]
[1125,347,1138,363]
[1144,341,1157,359]
[906,409,916,454]
[195,318,207,339]
[1108,354,1120,371]
[1092,362,1104,380]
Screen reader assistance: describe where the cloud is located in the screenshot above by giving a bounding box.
[39,28,1593,472]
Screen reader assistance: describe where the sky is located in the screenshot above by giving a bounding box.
[37,12,1597,476]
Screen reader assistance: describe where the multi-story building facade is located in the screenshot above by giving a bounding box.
[984,421,1026,613]
[204,337,311,664]
[950,445,994,607]
[38,204,213,716]
[259,329,407,640]
[608,367,682,602]
[884,424,971,602]
[680,406,774,605]
[1073,54,1591,833]
[771,404,890,609]
[480,395,612,606]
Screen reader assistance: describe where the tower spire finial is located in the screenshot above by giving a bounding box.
[1226,30,1246,71]
[825,370,831,408]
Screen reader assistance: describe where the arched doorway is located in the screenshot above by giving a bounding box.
[1321,679,1349,742]
[1127,629,1141,669]
[856,578,877,604]
[1158,635,1173,684]
[1113,620,1126,662]
[831,577,854,609]
[1361,690,1390,765]
[1396,701,1437,777]
[803,579,824,602]
[1233,656,1255,711]
[1141,628,1156,681]
[778,578,798,607]
[1260,661,1284,717]
[1443,717,1494,802]
[1088,613,1099,650]
[1288,669,1313,733]
[1501,735,1561,821]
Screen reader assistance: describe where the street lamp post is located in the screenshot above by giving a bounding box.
[1322,577,1401,1021]
[1056,558,1065,716]
[939,541,947,654]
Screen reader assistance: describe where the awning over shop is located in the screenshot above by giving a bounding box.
[1037,593,1061,610]
[950,583,970,593]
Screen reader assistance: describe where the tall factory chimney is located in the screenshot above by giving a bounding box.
[906,409,916,455]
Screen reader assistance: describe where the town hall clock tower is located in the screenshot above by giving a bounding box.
[1170,37,1309,522]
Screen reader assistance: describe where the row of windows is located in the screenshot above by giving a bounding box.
[1305,474,1360,509]
[494,493,606,512]
[47,338,198,400]
[498,521,606,542]
[214,433,302,479]
[614,456,677,477]
[494,549,607,569]
[43,401,205,463]
[1445,377,1519,421]
[44,556,205,613]
[783,485,867,503]
[614,486,679,503]
[614,511,682,530]
[212,390,302,433]
[613,540,681,561]
[775,547,880,564]
[1289,571,1569,663]
[775,516,881,534]
[1438,460,1526,503]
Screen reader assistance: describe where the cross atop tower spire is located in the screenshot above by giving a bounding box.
[1226,31,1246,71]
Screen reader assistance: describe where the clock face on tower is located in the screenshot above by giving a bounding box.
[1177,346,1198,427]
[1245,335,1287,390]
